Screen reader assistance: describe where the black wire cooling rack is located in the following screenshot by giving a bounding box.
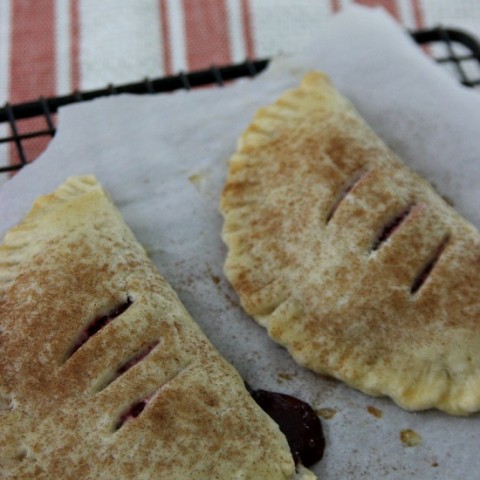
[1,27,479,176]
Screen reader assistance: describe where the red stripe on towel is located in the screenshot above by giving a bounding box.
[354,0,400,20]
[183,0,231,70]
[9,0,56,168]
[70,0,81,91]
[330,0,341,13]
[159,0,173,74]
[411,0,425,29]
[240,0,255,59]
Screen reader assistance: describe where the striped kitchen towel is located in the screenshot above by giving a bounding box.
[0,0,479,170]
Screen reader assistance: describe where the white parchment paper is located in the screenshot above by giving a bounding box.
[1,6,480,479]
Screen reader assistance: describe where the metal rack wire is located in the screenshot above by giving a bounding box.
[1,27,479,177]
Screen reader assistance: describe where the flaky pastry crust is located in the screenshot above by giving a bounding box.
[0,176,314,479]
[221,72,480,415]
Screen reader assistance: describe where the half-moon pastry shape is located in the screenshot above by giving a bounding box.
[0,175,315,479]
[221,72,480,415]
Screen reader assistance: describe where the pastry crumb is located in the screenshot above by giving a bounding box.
[188,170,212,196]
[400,429,422,447]
[367,405,383,418]
[188,172,205,185]
[431,462,439,468]
[316,407,337,419]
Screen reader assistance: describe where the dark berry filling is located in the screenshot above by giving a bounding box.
[96,341,160,392]
[115,398,148,430]
[372,205,413,251]
[116,341,159,375]
[67,297,133,358]
[246,384,325,468]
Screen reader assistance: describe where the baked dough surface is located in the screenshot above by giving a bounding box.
[0,176,314,479]
[221,72,480,415]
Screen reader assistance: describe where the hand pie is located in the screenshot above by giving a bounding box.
[0,176,316,479]
[220,72,480,415]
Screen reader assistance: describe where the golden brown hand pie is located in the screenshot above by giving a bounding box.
[220,72,480,416]
[0,175,315,479]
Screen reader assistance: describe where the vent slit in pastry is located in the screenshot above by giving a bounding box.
[372,204,414,251]
[66,296,133,359]
[94,340,160,393]
[326,169,368,223]
[113,360,193,431]
[411,234,450,294]
[114,397,150,431]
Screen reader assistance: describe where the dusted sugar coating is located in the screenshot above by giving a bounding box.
[0,176,315,480]
[220,72,480,416]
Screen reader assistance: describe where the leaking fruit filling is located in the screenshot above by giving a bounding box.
[246,384,325,468]
[67,297,133,358]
